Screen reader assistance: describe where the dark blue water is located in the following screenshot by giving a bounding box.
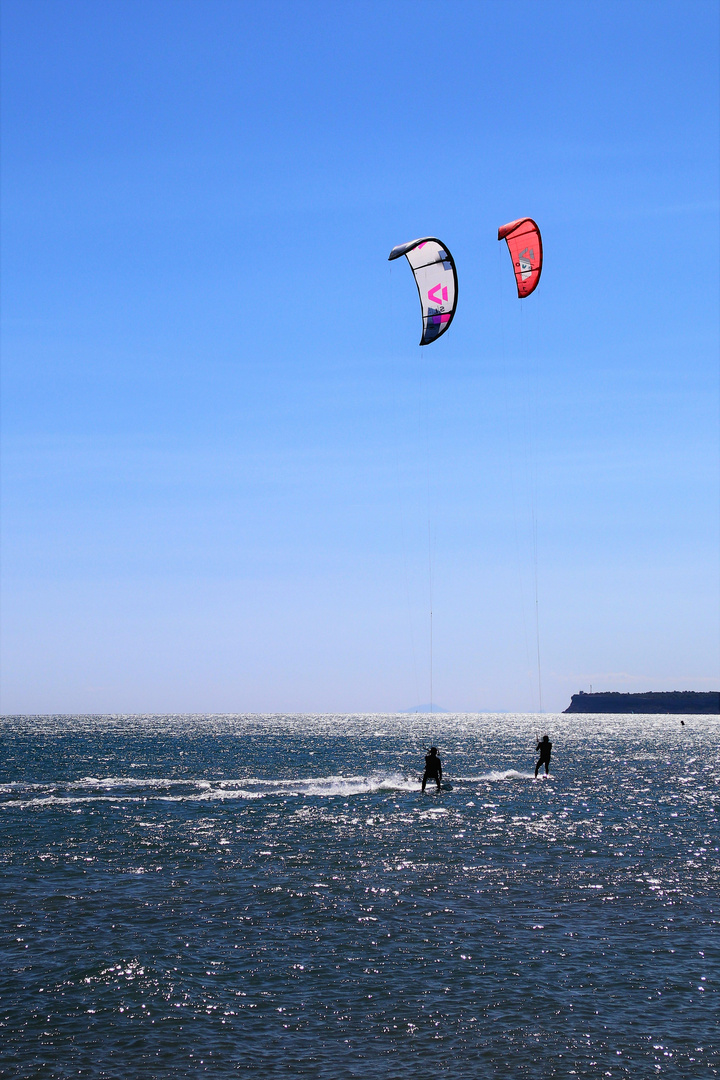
[1,713,718,1078]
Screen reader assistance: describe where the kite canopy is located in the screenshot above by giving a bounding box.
[498,218,543,298]
[388,237,458,345]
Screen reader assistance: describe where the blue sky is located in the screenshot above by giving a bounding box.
[2,0,718,714]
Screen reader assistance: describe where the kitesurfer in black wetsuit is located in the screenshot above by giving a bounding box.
[422,747,442,791]
[535,735,552,777]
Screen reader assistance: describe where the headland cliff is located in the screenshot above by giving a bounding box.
[564,691,719,714]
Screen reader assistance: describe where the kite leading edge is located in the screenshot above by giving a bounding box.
[388,237,458,345]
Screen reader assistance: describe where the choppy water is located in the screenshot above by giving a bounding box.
[1,712,718,1078]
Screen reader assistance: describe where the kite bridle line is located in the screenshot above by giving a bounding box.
[520,299,543,715]
[498,241,534,708]
[418,341,436,721]
[428,483,433,720]
[389,259,422,713]
[529,301,543,715]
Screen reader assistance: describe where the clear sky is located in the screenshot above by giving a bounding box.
[2,0,718,715]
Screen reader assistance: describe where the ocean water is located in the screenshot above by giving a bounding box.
[1,712,717,1079]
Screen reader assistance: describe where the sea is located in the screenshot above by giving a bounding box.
[1,712,717,1079]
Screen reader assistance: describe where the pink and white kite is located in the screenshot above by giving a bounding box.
[388,237,458,345]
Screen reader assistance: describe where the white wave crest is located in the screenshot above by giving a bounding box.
[1,771,422,809]
[455,770,543,782]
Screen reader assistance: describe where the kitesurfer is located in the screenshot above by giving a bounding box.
[535,735,552,777]
[422,747,442,792]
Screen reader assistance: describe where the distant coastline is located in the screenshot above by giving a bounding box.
[564,691,719,714]
[400,704,449,714]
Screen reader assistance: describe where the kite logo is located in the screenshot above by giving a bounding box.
[518,247,535,281]
[427,284,449,305]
